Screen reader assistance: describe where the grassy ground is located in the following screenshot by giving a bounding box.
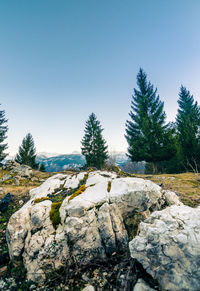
[0,170,53,199]
[135,172,200,207]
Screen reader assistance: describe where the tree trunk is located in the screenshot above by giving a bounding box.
[152,162,158,174]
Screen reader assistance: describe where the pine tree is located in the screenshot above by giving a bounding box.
[125,68,176,173]
[0,105,8,165]
[176,86,200,171]
[39,164,46,172]
[15,133,39,169]
[81,113,108,169]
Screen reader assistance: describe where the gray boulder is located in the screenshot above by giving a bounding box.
[129,205,200,291]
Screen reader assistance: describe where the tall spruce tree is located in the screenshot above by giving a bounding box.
[125,68,176,173]
[0,105,8,165]
[15,133,39,169]
[81,113,108,169]
[176,86,200,171]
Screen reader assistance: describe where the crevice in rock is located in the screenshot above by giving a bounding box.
[132,258,160,290]
[31,226,43,236]
[124,211,143,240]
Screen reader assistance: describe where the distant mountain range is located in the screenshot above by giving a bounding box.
[36,152,129,172]
[6,151,145,173]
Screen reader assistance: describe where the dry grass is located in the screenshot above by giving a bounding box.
[135,172,200,207]
[0,169,53,200]
[1,169,199,207]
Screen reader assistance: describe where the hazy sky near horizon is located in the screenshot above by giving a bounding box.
[1,0,200,155]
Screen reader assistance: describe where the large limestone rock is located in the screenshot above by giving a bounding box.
[6,171,180,282]
[129,205,200,291]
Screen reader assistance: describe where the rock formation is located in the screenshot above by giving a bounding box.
[129,204,200,291]
[7,170,198,290]
[1,160,33,184]
[6,170,178,283]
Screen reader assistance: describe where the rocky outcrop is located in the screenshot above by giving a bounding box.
[129,205,200,291]
[1,160,33,183]
[6,171,180,282]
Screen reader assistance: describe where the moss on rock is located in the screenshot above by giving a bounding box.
[49,202,62,229]
[68,184,86,201]
[107,181,112,192]
[34,197,50,203]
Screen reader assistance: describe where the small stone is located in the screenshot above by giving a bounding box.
[14,179,20,186]
[0,280,6,289]
[82,285,95,291]
[82,274,90,282]
[0,188,6,195]
[19,200,24,206]
[0,174,12,182]
[102,272,107,276]
[133,278,156,290]
[31,177,38,182]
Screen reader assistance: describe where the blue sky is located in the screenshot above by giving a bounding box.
[0,0,200,155]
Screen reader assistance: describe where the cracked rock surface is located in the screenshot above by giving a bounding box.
[6,171,180,283]
[129,205,200,291]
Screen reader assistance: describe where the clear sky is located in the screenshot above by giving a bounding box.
[0,0,200,155]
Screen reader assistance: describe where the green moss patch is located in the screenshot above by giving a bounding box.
[107,181,112,192]
[48,172,89,228]
[34,197,50,203]
[49,202,62,229]
[68,184,86,201]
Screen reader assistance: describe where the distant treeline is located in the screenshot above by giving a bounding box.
[0,68,199,174]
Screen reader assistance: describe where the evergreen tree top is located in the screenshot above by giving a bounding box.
[15,133,38,169]
[177,85,200,121]
[81,113,108,169]
[126,68,167,141]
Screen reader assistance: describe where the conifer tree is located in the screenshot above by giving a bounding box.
[39,164,46,172]
[125,68,176,173]
[0,105,8,165]
[15,133,39,169]
[81,113,108,169]
[176,86,200,171]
